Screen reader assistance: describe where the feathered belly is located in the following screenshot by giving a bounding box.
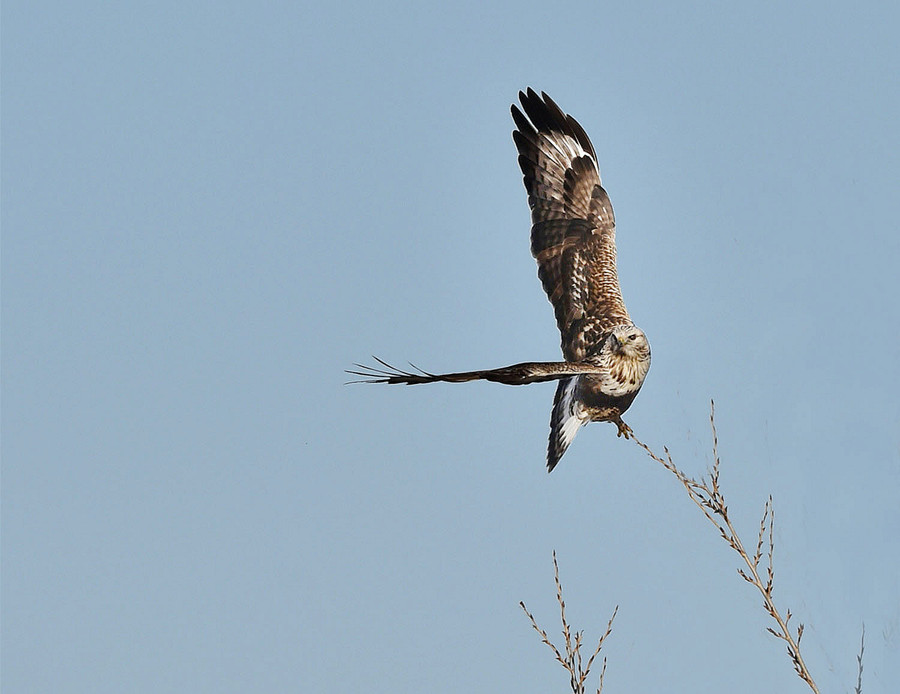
[577,374,642,421]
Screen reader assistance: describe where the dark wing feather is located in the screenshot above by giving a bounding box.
[347,358,611,386]
[512,88,630,362]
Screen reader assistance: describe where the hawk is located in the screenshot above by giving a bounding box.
[351,89,651,471]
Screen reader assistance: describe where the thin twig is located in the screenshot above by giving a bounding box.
[628,402,819,694]
[854,624,865,694]
[521,552,617,694]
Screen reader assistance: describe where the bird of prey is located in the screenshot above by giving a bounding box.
[350,89,651,471]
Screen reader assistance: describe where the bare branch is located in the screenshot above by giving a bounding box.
[629,403,819,693]
[855,624,865,694]
[520,600,567,670]
[521,554,618,694]
[596,656,608,694]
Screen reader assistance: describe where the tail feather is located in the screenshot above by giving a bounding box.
[547,377,588,472]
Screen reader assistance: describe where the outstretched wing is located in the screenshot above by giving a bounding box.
[512,88,630,362]
[347,357,611,386]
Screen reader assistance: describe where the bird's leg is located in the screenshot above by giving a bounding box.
[612,415,633,439]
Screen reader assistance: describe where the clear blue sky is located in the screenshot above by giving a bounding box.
[4,1,899,692]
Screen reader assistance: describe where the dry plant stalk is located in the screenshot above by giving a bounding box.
[854,625,865,694]
[629,401,819,693]
[520,551,617,694]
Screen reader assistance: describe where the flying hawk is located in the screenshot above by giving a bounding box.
[351,89,651,471]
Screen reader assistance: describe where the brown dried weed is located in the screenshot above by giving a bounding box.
[520,551,616,694]
[628,401,819,693]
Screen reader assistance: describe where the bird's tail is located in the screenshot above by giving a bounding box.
[547,377,588,472]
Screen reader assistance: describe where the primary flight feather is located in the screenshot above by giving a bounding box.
[350,89,651,471]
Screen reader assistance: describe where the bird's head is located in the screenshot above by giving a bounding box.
[607,325,650,361]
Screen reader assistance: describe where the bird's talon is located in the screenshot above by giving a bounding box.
[614,418,633,439]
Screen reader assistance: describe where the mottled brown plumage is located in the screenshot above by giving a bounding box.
[351,90,651,471]
[512,89,630,362]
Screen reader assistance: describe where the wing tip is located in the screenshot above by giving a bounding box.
[511,88,598,163]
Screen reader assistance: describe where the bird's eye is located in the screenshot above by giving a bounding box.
[629,334,637,341]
